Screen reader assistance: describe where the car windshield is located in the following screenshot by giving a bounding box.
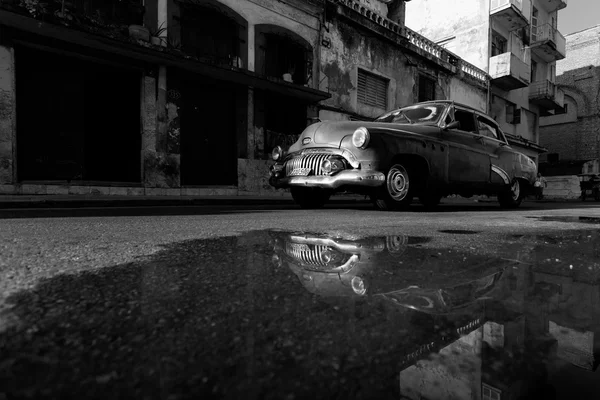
[374,104,446,125]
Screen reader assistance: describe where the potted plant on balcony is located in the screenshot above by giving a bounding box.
[149,22,167,46]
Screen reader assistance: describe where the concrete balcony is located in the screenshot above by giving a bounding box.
[529,80,564,111]
[490,0,531,31]
[490,52,530,90]
[539,0,567,12]
[531,23,566,61]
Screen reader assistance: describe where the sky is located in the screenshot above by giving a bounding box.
[558,0,600,36]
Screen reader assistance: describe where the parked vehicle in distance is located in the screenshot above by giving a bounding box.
[268,100,538,210]
[578,173,600,201]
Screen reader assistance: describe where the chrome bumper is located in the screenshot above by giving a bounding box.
[270,169,386,190]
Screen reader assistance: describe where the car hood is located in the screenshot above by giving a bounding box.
[303,121,438,147]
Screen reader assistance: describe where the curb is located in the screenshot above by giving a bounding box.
[0,195,371,209]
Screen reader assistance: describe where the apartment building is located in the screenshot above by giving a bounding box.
[539,25,600,175]
[405,0,569,163]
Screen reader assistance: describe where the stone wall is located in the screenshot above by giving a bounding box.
[543,175,581,199]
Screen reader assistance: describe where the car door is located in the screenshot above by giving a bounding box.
[475,115,512,187]
[443,107,491,184]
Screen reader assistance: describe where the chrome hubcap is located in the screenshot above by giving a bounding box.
[387,165,409,201]
[511,180,520,201]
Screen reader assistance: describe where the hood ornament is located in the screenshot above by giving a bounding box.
[302,137,312,145]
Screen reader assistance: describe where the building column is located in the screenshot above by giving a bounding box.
[247,23,255,72]
[247,87,255,159]
[0,44,15,186]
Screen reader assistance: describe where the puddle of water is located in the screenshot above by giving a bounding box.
[1,229,600,399]
[527,216,600,224]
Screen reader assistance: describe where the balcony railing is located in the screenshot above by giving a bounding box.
[529,80,564,110]
[333,0,490,85]
[490,0,531,30]
[531,23,566,60]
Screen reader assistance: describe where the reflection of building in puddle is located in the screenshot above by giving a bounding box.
[549,321,595,370]
[528,270,600,371]
[399,318,484,400]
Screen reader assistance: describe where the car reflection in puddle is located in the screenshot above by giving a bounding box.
[270,230,509,304]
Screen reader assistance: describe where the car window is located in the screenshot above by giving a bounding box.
[375,104,446,125]
[477,116,499,139]
[453,109,477,133]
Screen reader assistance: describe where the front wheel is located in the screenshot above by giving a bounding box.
[372,163,414,211]
[498,179,524,208]
[290,187,331,209]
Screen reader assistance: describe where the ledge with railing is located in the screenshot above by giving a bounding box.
[532,23,566,56]
[331,0,489,85]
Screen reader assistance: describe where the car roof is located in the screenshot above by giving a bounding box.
[414,100,486,114]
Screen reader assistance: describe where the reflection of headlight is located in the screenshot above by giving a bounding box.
[272,254,281,267]
[351,276,367,295]
[320,250,333,264]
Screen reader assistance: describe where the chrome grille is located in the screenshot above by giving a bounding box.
[286,243,330,266]
[285,153,331,176]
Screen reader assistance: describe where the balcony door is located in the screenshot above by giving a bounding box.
[531,7,539,42]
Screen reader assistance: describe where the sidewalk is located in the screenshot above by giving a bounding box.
[0,193,371,209]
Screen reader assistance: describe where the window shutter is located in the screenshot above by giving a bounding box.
[358,69,388,109]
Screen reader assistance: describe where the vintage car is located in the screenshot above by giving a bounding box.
[268,100,538,210]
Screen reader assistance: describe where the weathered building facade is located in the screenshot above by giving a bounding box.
[405,0,569,163]
[0,0,488,197]
[539,25,600,176]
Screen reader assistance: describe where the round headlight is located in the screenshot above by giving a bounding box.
[272,146,283,161]
[352,127,370,149]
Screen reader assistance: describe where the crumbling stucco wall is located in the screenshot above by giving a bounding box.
[142,74,181,188]
[319,16,487,120]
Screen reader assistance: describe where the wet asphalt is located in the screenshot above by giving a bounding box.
[1,200,600,399]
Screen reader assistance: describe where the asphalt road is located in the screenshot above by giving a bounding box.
[1,199,600,399]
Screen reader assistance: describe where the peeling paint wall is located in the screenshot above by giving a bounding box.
[0,45,13,184]
[319,16,486,121]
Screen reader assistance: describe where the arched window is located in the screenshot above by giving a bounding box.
[179,3,247,68]
[255,25,313,85]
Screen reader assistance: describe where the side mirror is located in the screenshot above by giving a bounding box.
[443,121,460,131]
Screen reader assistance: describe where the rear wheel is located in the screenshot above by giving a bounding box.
[372,163,414,211]
[498,179,524,208]
[290,187,331,209]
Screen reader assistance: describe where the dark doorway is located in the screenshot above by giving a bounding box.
[16,46,141,183]
[179,76,238,186]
